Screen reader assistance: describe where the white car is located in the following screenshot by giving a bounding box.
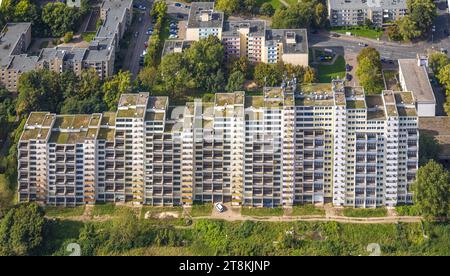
[215,202,225,213]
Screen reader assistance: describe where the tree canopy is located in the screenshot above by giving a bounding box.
[0,203,45,256]
[412,160,450,220]
[355,47,384,94]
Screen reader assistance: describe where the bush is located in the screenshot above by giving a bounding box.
[396,205,421,216]
[63,31,73,43]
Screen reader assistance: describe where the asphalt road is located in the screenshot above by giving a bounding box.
[123,0,153,79]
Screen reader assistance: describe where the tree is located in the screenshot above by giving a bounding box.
[0,203,45,256]
[42,2,80,37]
[254,63,283,87]
[387,23,403,41]
[412,160,450,220]
[407,0,436,34]
[303,67,316,83]
[419,134,441,166]
[16,69,63,116]
[429,52,449,75]
[397,16,421,41]
[63,31,74,43]
[260,2,275,17]
[216,0,241,15]
[150,0,168,19]
[13,0,39,23]
[226,71,246,92]
[271,1,323,29]
[159,53,194,98]
[137,66,159,90]
[356,47,384,94]
[102,70,132,111]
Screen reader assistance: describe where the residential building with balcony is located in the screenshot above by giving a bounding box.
[0,0,132,91]
[164,2,309,67]
[327,0,407,27]
[18,80,419,208]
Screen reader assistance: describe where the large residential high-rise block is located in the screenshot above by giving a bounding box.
[164,2,309,66]
[327,0,407,27]
[18,80,419,208]
[0,0,133,92]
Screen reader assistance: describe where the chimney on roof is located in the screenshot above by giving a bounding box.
[200,10,211,22]
[285,32,296,44]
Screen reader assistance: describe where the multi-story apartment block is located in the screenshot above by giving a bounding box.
[327,0,408,27]
[18,79,419,208]
[164,2,309,66]
[0,23,32,91]
[0,0,132,91]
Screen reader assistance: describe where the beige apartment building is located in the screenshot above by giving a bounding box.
[165,2,309,67]
[0,0,132,92]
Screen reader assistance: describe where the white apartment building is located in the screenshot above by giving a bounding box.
[18,80,419,208]
[327,0,408,27]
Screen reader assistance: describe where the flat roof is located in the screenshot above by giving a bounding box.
[398,59,435,103]
[266,29,308,54]
[222,21,266,37]
[187,2,224,29]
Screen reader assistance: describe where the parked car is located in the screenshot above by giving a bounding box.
[358,42,368,47]
[440,48,448,54]
[345,64,352,71]
[169,34,178,39]
[174,3,182,7]
[215,202,225,213]
[331,33,340,38]
[346,73,352,81]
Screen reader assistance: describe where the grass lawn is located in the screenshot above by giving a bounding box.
[332,27,383,40]
[81,32,96,42]
[91,203,131,217]
[291,205,326,216]
[189,203,212,217]
[45,206,86,218]
[317,55,346,83]
[343,208,388,218]
[0,174,14,209]
[241,207,284,217]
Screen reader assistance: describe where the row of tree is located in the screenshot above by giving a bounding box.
[429,52,450,114]
[387,0,436,41]
[144,0,168,67]
[271,0,327,29]
[355,47,384,94]
[0,0,88,37]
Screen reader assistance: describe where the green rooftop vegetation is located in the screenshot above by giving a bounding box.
[89,115,101,126]
[395,92,415,105]
[385,105,398,117]
[346,100,366,109]
[97,128,115,141]
[117,108,145,118]
[101,112,116,126]
[27,112,48,126]
[300,83,332,94]
[245,96,264,108]
[397,107,417,117]
[20,129,40,141]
